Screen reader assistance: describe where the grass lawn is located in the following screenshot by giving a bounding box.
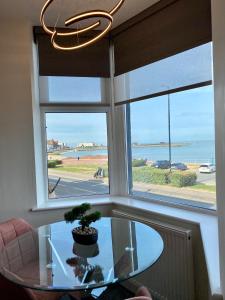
[53,164,108,176]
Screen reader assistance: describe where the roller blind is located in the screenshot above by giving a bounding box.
[34,27,110,78]
[114,42,213,104]
[112,0,212,76]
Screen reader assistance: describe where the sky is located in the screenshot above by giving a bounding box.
[45,43,215,146]
[130,85,215,144]
[46,112,108,147]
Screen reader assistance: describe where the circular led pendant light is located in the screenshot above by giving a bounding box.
[40,0,125,50]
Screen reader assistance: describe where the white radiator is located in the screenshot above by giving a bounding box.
[112,209,195,300]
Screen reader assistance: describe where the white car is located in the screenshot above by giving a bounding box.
[199,163,216,173]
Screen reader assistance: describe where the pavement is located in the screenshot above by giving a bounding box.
[133,182,216,205]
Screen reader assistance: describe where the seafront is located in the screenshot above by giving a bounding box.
[48,151,216,206]
[60,140,215,164]
[49,167,215,204]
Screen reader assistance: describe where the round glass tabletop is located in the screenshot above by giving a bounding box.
[0,217,163,291]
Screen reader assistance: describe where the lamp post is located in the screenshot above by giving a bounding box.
[162,85,172,171]
[167,92,172,171]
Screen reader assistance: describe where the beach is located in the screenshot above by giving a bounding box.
[51,140,215,164]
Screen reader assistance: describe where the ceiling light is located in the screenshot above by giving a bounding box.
[40,0,125,51]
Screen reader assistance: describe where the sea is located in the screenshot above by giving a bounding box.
[62,140,215,164]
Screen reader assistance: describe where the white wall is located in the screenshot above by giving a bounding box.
[0,20,38,223]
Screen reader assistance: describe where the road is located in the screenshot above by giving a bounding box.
[49,176,109,198]
[196,171,216,185]
[49,170,215,199]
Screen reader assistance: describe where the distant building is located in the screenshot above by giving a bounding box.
[47,139,65,151]
[77,142,96,148]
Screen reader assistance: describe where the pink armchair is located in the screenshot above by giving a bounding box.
[0,218,34,299]
[0,218,80,300]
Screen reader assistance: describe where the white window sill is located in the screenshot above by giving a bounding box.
[31,195,221,297]
[31,195,113,212]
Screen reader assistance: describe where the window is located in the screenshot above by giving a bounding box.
[38,74,110,202]
[46,112,109,200]
[116,42,216,209]
[129,85,216,209]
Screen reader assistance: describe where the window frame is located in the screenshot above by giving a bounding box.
[125,83,217,211]
[40,104,111,202]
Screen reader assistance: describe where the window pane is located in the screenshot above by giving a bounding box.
[40,76,101,103]
[115,43,212,103]
[130,95,169,159]
[130,85,216,209]
[46,113,109,199]
[170,86,216,207]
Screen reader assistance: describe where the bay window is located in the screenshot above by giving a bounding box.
[114,42,216,209]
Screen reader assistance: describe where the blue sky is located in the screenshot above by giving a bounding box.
[46,112,108,146]
[130,85,215,144]
[46,43,214,146]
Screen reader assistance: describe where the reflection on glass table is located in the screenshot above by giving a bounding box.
[0,217,163,293]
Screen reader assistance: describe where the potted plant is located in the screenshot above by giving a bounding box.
[64,203,101,245]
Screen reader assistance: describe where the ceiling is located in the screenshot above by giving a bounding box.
[0,0,160,28]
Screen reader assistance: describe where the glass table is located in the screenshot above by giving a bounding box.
[0,217,163,297]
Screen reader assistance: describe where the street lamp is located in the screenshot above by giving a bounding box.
[162,85,172,171]
[168,92,172,171]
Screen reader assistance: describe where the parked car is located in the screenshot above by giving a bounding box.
[171,162,188,171]
[152,160,170,169]
[199,163,216,173]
